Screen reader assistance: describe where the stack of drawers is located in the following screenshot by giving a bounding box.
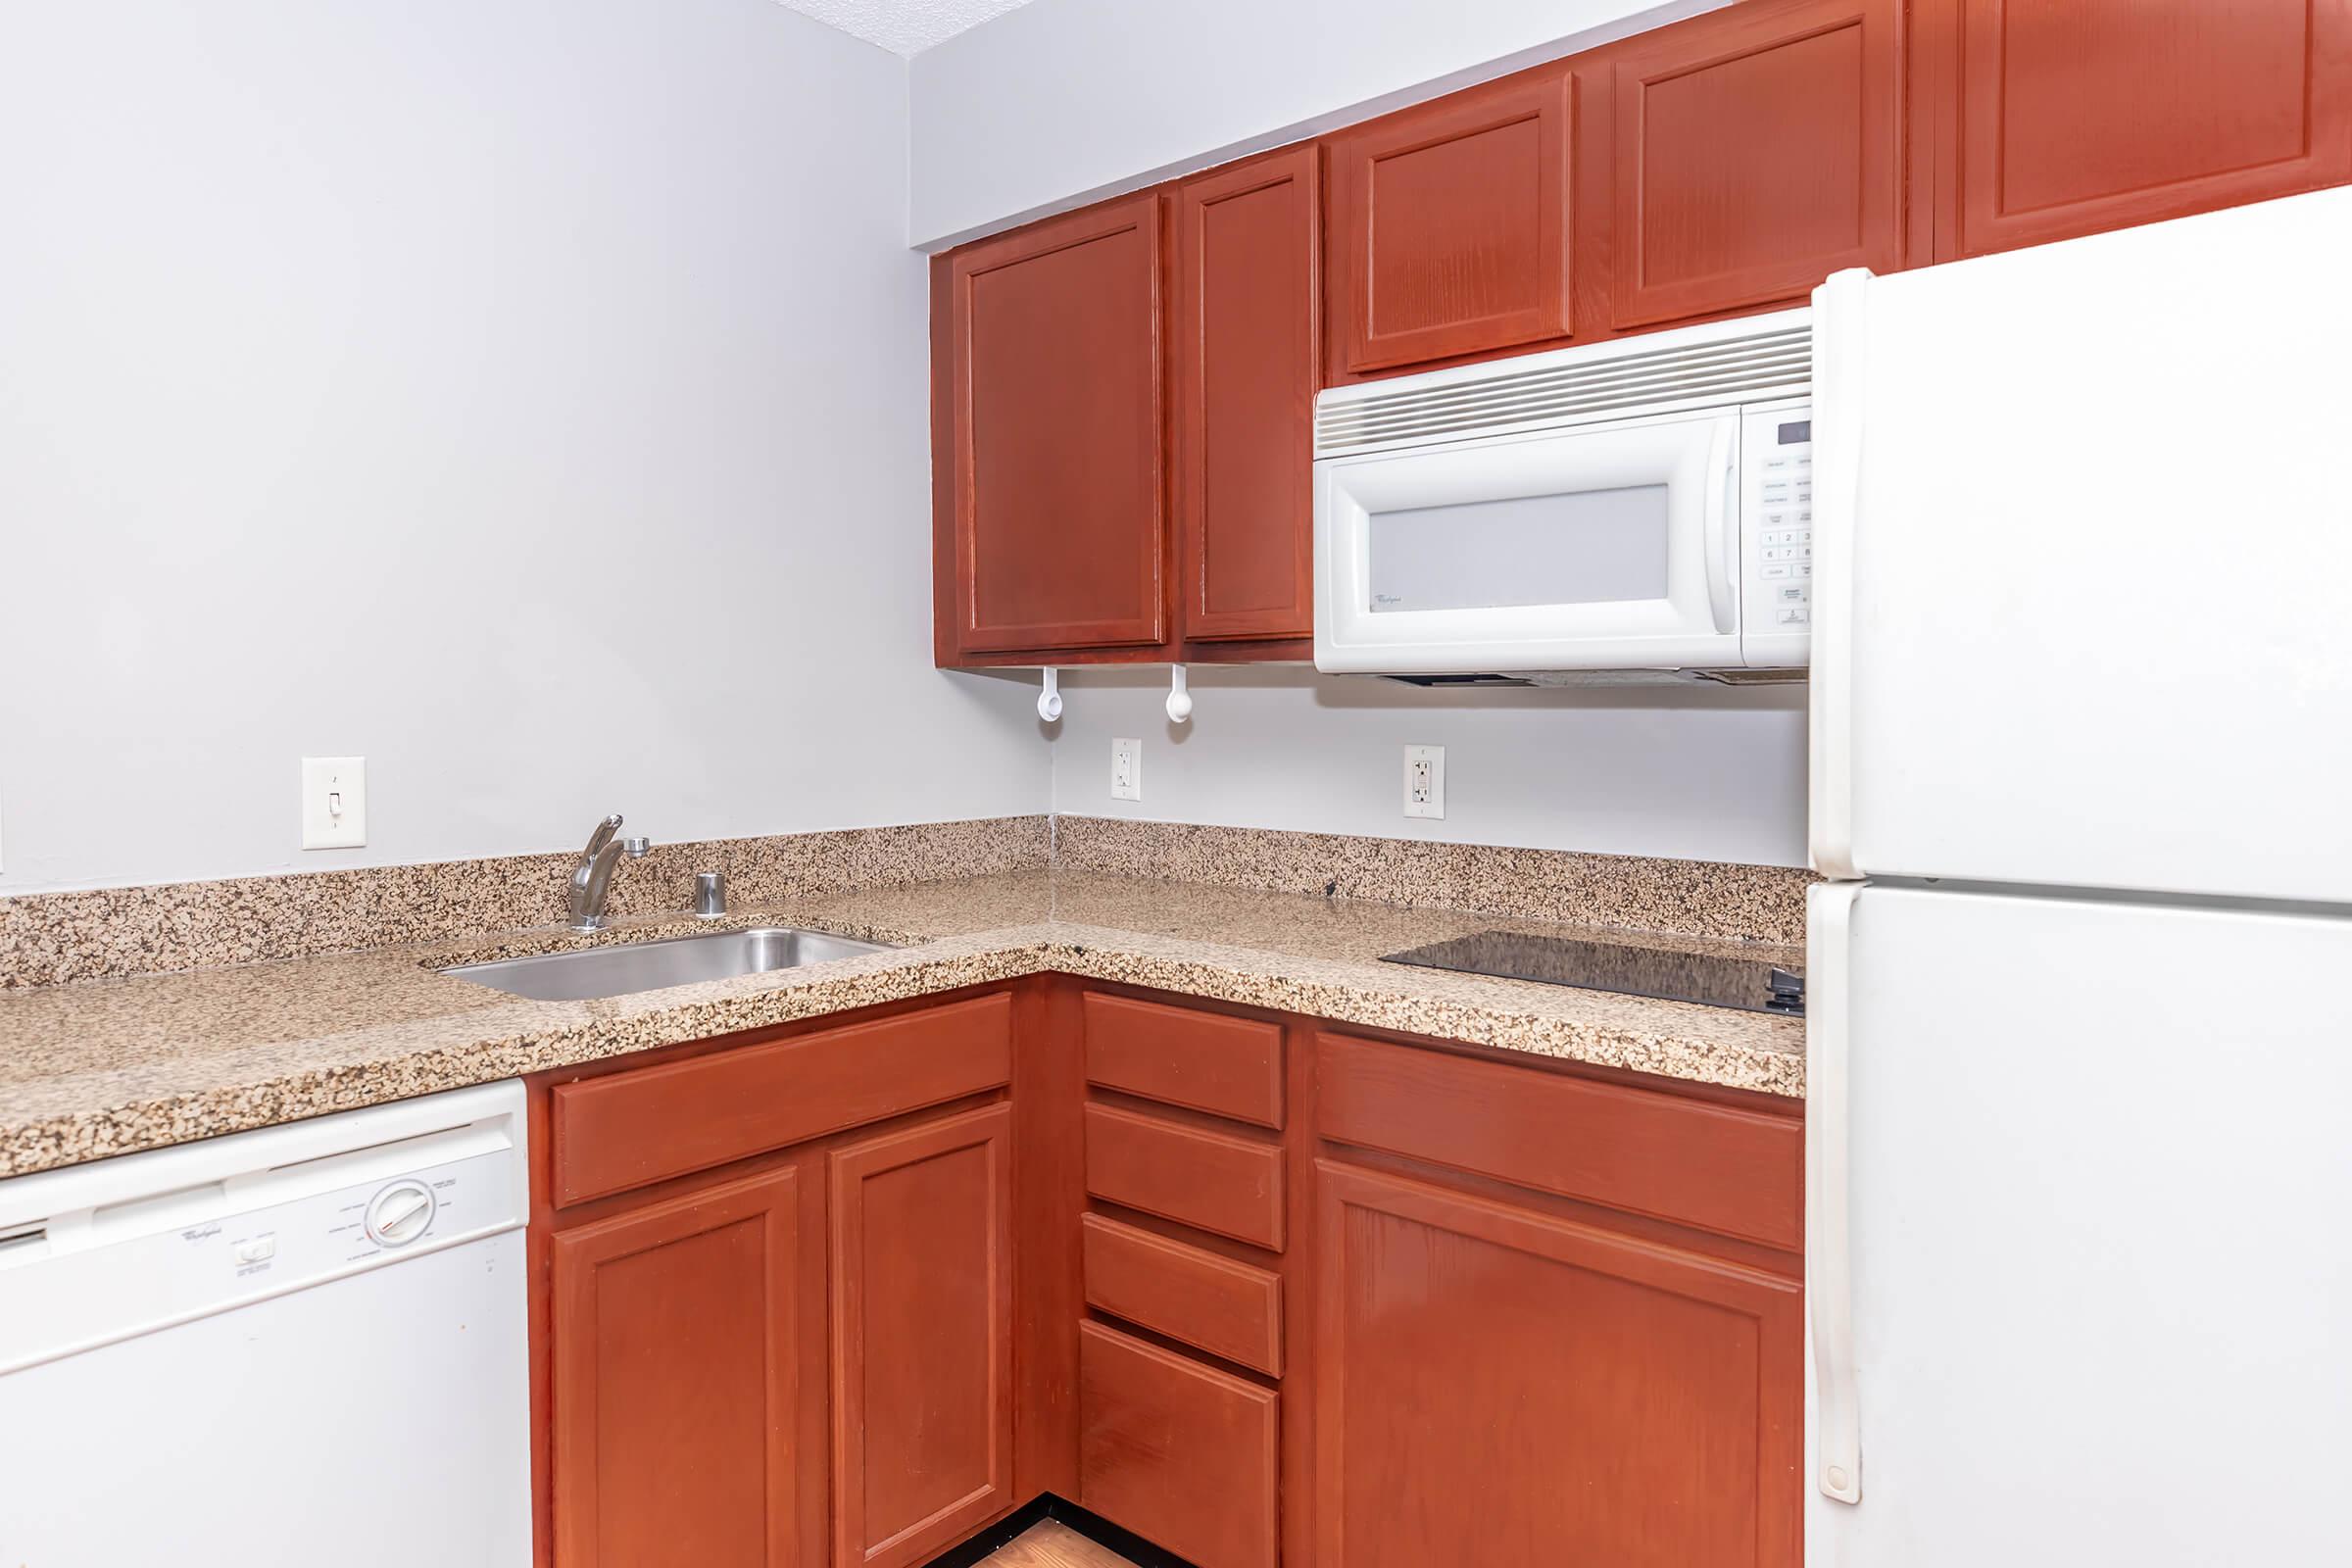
[1073,992,1286,1568]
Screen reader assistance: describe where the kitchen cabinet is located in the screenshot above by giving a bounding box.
[1172,148,1319,647]
[1311,1159,1803,1568]
[536,995,1018,1568]
[937,193,1165,661]
[1934,0,2352,260]
[828,1104,1017,1568]
[532,981,1801,1568]
[1072,991,1291,1568]
[1325,72,1576,375]
[931,0,2352,667]
[1606,0,1906,328]
[550,1167,813,1568]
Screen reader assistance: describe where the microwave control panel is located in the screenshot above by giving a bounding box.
[1741,403,1813,666]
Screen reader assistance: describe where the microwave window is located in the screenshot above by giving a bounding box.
[1366,484,1669,612]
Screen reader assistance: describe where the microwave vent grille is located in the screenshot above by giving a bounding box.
[1315,324,1809,457]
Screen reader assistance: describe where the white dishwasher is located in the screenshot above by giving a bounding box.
[0,1080,532,1565]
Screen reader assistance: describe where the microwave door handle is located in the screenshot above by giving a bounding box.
[1702,419,1738,634]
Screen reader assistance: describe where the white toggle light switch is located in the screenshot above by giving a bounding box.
[301,757,367,849]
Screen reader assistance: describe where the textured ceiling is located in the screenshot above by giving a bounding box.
[773,0,1040,56]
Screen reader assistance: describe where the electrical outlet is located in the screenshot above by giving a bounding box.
[1403,744,1446,819]
[301,757,368,849]
[1110,737,1143,801]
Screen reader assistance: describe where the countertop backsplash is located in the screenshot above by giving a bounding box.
[0,814,1811,991]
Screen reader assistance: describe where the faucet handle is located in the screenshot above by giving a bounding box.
[581,813,623,860]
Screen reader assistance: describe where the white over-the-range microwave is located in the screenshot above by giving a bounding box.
[1313,308,1813,683]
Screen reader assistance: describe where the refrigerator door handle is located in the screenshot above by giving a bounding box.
[1808,270,1871,880]
[1808,880,1863,1504]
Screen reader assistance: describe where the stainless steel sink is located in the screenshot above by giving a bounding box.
[441,926,895,1002]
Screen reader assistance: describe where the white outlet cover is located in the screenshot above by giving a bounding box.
[1403,744,1446,819]
[301,757,368,849]
[1110,737,1143,801]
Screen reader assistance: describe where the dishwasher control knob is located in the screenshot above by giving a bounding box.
[365,1179,437,1247]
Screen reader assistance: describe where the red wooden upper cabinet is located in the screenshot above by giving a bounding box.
[1608,0,1904,329]
[1172,148,1319,645]
[940,193,1165,660]
[1326,73,1575,376]
[1941,0,2352,260]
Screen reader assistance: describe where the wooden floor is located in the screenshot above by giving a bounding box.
[981,1521,1139,1568]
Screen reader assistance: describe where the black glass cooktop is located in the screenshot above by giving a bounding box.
[1382,931,1804,1016]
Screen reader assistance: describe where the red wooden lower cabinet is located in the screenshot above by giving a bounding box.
[1313,1159,1803,1568]
[528,980,1803,1568]
[829,1104,1016,1568]
[550,1166,809,1568]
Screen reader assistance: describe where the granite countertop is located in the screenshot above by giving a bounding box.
[0,869,1806,1178]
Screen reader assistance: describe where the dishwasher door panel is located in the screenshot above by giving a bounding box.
[0,1231,530,1566]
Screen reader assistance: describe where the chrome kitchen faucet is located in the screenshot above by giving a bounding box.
[567,813,650,932]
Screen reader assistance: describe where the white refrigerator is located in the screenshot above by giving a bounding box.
[1803,186,2352,1565]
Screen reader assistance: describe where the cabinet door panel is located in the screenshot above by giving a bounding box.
[552,1167,806,1568]
[946,195,1164,655]
[1611,0,1904,327]
[829,1104,1015,1568]
[1947,0,2352,257]
[1314,1160,1801,1568]
[1173,149,1318,642]
[1328,74,1574,373]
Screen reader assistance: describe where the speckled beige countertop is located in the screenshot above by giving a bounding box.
[0,869,1804,1177]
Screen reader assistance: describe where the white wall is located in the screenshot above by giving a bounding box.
[0,0,1046,894]
[1049,669,1809,867]
[907,0,1725,247]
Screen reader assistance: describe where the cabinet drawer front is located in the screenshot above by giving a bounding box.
[1084,1102,1286,1250]
[1082,1213,1284,1376]
[1083,992,1285,1128]
[1079,1322,1279,1568]
[1316,1032,1801,1250]
[552,993,1012,1206]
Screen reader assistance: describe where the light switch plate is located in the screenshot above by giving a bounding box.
[1110,737,1142,801]
[301,757,367,849]
[1403,744,1446,819]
